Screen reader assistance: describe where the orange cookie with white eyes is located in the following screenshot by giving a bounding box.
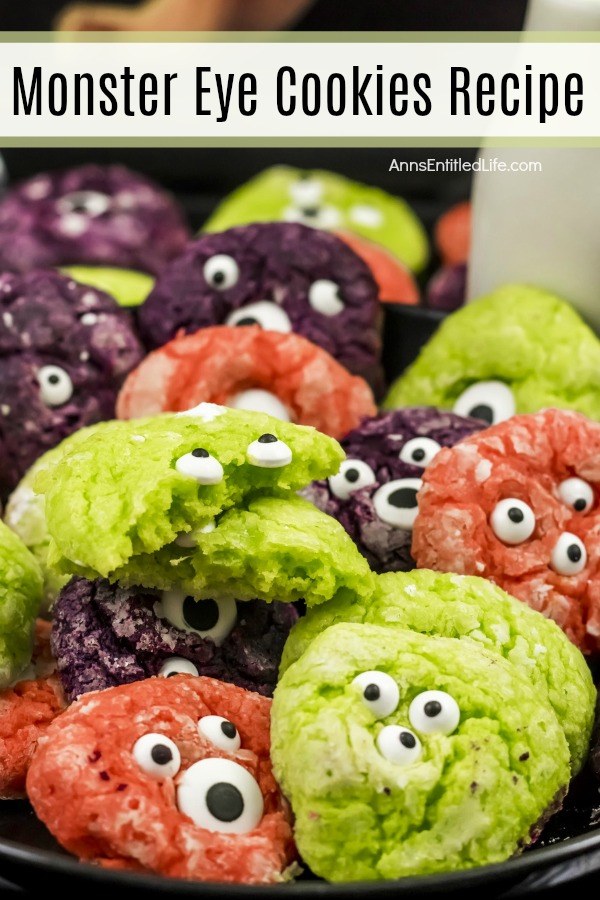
[27,675,295,883]
[412,409,600,653]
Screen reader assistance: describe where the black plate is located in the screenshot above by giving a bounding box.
[1,766,600,897]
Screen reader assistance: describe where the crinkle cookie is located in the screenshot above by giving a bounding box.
[203,165,429,273]
[5,423,113,607]
[0,619,65,799]
[52,576,297,701]
[0,270,143,498]
[281,569,595,773]
[27,675,295,883]
[272,622,570,881]
[38,407,373,605]
[0,519,43,688]
[0,164,190,275]
[117,325,376,440]
[304,408,484,572]
[385,285,600,423]
[61,266,155,308]
[137,222,384,392]
[412,409,600,653]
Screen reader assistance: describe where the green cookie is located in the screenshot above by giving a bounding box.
[5,423,111,608]
[203,166,429,273]
[281,569,595,774]
[60,266,155,307]
[272,622,570,881]
[0,520,44,688]
[91,495,373,606]
[40,406,372,605]
[384,285,600,422]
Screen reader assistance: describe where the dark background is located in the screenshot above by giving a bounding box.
[1,0,528,32]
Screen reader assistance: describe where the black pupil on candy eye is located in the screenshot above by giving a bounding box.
[424,700,442,718]
[47,374,61,385]
[399,732,416,749]
[235,317,258,326]
[412,449,426,462]
[258,434,277,444]
[345,468,360,484]
[469,404,494,424]
[192,448,209,458]
[221,721,237,740]
[211,271,226,285]
[567,544,582,563]
[151,744,173,765]
[363,684,380,701]
[183,597,220,632]
[302,206,319,217]
[206,782,244,822]
[388,488,418,509]
[508,507,524,523]
[574,498,587,512]
[167,672,179,678]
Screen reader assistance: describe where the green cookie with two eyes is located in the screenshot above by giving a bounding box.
[38,405,373,606]
[280,569,595,775]
[271,622,571,881]
[384,285,600,424]
[203,166,429,273]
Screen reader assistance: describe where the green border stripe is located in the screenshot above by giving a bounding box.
[1,137,598,148]
[0,30,599,42]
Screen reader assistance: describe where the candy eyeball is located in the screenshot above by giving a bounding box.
[230,389,290,422]
[373,478,423,529]
[247,433,293,468]
[133,733,181,779]
[57,190,110,218]
[160,592,237,647]
[225,301,292,333]
[176,758,264,834]
[328,459,376,501]
[203,254,240,291]
[289,177,323,208]
[158,657,200,678]
[408,690,460,736]
[349,204,384,229]
[558,478,595,514]
[175,448,224,484]
[453,381,516,425]
[352,671,400,718]
[399,437,442,469]
[550,532,587,576]
[376,726,422,766]
[198,716,242,753]
[37,365,74,408]
[490,498,536,545]
[308,280,345,317]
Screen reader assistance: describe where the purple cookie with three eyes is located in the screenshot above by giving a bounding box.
[304,407,485,573]
[137,222,384,393]
[0,269,144,498]
[0,164,190,276]
[52,577,299,702]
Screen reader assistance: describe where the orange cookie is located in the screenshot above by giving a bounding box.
[27,675,295,883]
[117,325,376,440]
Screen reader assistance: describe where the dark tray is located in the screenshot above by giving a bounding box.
[0,764,600,897]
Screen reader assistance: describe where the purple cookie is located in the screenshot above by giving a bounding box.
[0,165,190,276]
[303,407,485,573]
[137,222,384,392]
[425,263,467,312]
[0,270,144,497]
[52,577,299,701]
